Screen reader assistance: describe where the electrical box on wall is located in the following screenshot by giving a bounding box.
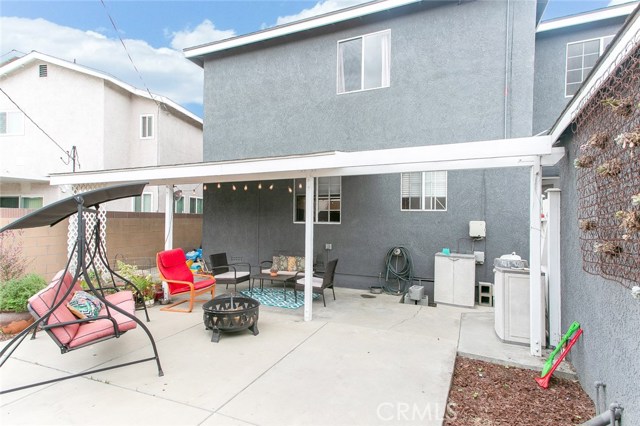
[469,221,486,238]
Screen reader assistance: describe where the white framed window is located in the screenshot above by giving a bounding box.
[0,111,25,136]
[0,196,43,209]
[133,192,152,212]
[140,114,154,139]
[175,196,185,214]
[294,177,341,224]
[189,196,203,214]
[401,171,447,211]
[565,35,614,97]
[337,29,390,94]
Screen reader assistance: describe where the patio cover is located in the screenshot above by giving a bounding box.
[0,182,147,232]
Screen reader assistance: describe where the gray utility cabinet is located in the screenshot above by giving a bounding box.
[434,253,476,307]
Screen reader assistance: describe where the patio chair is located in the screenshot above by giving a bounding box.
[294,258,338,307]
[157,248,216,313]
[208,253,251,293]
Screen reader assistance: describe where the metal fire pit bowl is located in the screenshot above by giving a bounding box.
[202,294,260,343]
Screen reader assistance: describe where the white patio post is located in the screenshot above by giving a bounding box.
[304,176,315,321]
[164,185,174,250]
[529,158,544,356]
[546,189,562,347]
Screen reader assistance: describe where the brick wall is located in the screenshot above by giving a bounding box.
[1,209,203,279]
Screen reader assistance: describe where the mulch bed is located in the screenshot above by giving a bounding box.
[445,357,594,425]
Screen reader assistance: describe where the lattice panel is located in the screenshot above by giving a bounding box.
[68,184,108,276]
[573,36,640,289]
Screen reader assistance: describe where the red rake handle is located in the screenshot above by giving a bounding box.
[535,328,583,389]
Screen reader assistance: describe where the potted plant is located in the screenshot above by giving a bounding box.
[0,273,46,335]
[115,261,157,307]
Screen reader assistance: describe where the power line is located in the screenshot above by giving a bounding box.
[99,0,161,110]
[0,86,75,164]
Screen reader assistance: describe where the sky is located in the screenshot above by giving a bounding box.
[0,0,636,118]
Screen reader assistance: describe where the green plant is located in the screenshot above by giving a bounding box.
[115,260,157,301]
[0,274,46,312]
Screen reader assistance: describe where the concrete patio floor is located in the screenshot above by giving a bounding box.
[0,287,573,425]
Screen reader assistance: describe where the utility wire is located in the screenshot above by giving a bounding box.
[99,0,161,110]
[0,86,74,163]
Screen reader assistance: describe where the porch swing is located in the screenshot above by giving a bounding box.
[0,182,163,394]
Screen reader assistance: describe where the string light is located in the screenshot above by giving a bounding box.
[203,184,207,190]
[298,182,302,189]
[244,184,248,191]
[288,186,292,193]
[217,183,221,189]
[269,184,274,190]
[232,184,237,191]
[258,183,262,189]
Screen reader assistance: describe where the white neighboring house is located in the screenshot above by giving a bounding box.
[0,51,204,213]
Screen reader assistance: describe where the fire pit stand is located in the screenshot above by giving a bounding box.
[202,294,260,343]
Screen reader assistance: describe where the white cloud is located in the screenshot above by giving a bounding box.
[0,17,207,109]
[167,19,236,50]
[275,0,370,26]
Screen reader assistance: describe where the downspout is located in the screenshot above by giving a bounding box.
[503,0,512,139]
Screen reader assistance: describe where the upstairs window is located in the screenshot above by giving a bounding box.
[0,111,24,135]
[337,30,390,94]
[401,171,447,211]
[294,177,341,223]
[140,114,154,139]
[565,35,614,97]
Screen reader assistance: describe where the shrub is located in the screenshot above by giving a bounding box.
[0,230,30,282]
[0,274,47,312]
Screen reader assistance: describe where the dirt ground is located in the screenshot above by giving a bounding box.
[444,357,594,426]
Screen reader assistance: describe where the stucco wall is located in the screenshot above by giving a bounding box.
[533,18,626,135]
[557,139,640,424]
[0,209,203,280]
[200,0,536,290]
[203,169,530,289]
[203,0,536,161]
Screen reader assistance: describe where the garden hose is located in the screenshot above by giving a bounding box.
[383,246,414,294]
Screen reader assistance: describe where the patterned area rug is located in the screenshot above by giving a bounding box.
[240,288,319,309]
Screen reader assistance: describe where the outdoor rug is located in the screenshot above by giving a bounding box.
[240,288,319,309]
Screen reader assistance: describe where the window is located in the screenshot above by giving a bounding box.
[0,196,42,209]
[565,35,614,97]
[189,197,203,214]
[0,111,24,135]
[20,197,43,209]
[401,171,447,211]
[0,197,19,208]
[133,193,152,212]
[294,177,341,223]
[337,30,390,94]
[140,114,154,139]
[175,196,184,214]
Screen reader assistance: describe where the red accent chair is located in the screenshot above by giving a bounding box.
[157,248,216,313]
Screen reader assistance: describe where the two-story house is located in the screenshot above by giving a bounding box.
[186,0,544,289]
[0,51,204,213]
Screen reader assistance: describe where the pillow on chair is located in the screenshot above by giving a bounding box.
[67,291,103,319]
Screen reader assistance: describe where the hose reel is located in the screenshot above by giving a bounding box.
[383,246,414,294]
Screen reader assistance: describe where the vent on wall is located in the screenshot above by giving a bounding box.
[39,64,47,78]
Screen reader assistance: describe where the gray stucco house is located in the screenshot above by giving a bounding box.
[184,0,629,286]
[181,0,639,422]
